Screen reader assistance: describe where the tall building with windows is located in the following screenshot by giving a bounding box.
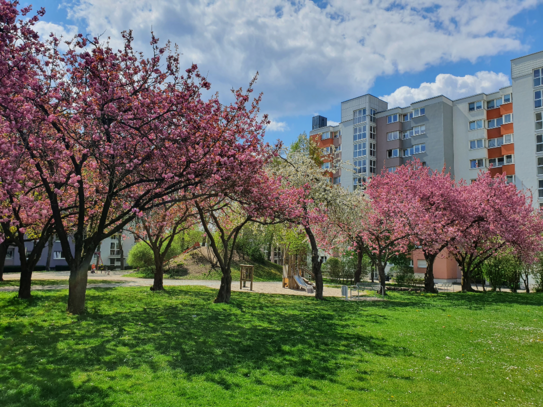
[309,50,543,285]
[309,50,543,211]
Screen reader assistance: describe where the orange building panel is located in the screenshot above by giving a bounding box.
[487,128,501,139]
[488,148,502,159]
[502,143,514,155]
[500,103,513,115]
[501,123,514,135]
[412,249,460,281]
[489,167,502,176]
[486,107,502,120]
[502,164,515,175]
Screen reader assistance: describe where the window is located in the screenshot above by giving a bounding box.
[535,68,542,87]
[334,132,339,138]
[353,108,366,125]
[321,162,330,170]
[488,137,503,148]
[354,160,366,174]
[353,177,365,190]
[354,142,366,158]
[403,112,413,122]
[470,159,485,169]
[387,131,399,141]
[417,260,427,268]
[369,142,376,157]
[537,135,543,152]
[403,129,413,140]
[503,94,512,104]
[469,101,483,111]
[6,249,13,260]
[506,175,515,184]
[487,117,503,129]
[536,90,542,109]
[388,167,397,173]
[487,98,502,110]
[370,160,376,174]
[321,132,330,140]
[413,125,425,136]
[538,157,543,175]
[53,251,65,260]
[403,144,426,157]
[537,112,543,130]
[387,114,399,124]
[505,154,513,165]
[539,180,543,198]
[370,125,376,140]
[504,134,513,144]
[387,149,399,158]
[469,120,484,130]
[488,157,504,168]
[470,139,485,149]
[503,114,513,124]
[333,176,341,185]
[412,107,425,117]
[370,109,376,123]
[354,125,366,141]
[322,147,331,154]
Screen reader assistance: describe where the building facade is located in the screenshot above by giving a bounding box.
[310,50,543,284]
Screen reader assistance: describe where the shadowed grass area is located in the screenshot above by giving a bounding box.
[0,287,542,406]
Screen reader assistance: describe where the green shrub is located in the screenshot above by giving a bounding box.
[127,241,155,268]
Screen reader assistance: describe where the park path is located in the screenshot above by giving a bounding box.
[0,271,350,298]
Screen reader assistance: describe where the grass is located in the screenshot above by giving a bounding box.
[0,280,128,288]
[125,259,283,282]
[0,287,542,406]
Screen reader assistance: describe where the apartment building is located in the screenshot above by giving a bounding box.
[309,50,543,284]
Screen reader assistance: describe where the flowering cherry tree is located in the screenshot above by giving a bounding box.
[0,2,270,313]
[128,201,198,291]
[448,171,543,292]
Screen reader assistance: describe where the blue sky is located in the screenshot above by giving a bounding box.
[23,0,543,146]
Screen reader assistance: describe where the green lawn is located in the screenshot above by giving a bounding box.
[125,260,283,282]
[0,287,542,406]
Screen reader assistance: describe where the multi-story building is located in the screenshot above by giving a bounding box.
[310,50,543,285]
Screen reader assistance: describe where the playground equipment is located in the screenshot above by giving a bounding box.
[239,265,254,290]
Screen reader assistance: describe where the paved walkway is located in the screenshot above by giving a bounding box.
[1,272,353,298]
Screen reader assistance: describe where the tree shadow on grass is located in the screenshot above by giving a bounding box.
[0,286,408,406]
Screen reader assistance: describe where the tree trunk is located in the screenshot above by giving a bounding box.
[304,226,324,300]
[151,252,164,291]
[18,263,32,299]
[118,233,125,270]
[0,240,8,281]
[377,263,387,296]
[45,236,54,271]
[461,266,474,292]
[214,267,232,303]
[67,257,92,314]
[354,250,363,284]
[424,254,438,293]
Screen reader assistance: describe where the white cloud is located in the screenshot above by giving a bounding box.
[47,0,539,118]
[327,120,339,126]
[266,120,289,132]
[34,21,78,50]
[380,71,511,108]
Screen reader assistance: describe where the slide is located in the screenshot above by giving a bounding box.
[294,275,313,292]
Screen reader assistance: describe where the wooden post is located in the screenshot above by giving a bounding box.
[240,265,254,291]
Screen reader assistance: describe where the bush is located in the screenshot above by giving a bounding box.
[128,241,155,268]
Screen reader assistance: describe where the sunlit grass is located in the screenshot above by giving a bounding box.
[0,287,542,406]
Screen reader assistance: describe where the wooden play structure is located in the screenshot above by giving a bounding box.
[282,250,315,293]
[239,264,254,290]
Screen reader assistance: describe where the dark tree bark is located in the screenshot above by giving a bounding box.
[151,249,165,291]
[376,262,387,296]
[354,249,363,284]
[45,236,54,271]
[118,233,125,270]
[0,240,8,281]
[304,226,324,300]
[68,254,93,313]
[423,253,439,293]
[460,266,474,292]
